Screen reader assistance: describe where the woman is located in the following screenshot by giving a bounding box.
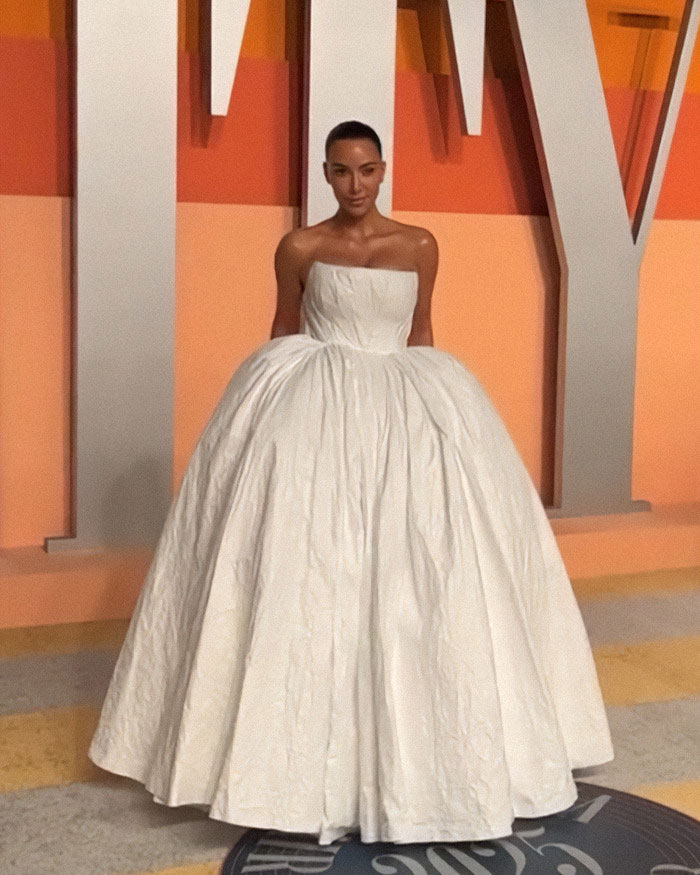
[89,119,614,846]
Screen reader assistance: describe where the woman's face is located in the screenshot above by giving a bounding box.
[324,138,385,214]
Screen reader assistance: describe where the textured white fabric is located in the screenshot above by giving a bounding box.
[88,259,614,845]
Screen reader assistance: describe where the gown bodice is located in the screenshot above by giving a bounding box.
[301,260,419,354]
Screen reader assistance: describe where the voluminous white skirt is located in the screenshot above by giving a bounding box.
[88,334,614,844]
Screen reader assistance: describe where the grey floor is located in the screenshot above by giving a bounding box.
[0,580,698,874]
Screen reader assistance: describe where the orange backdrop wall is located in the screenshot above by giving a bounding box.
[1,0,699,626]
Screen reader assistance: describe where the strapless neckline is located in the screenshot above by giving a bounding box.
[310,260,418,278]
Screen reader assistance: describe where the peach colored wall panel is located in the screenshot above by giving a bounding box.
[633,219,700,503]
[0,195,71,549]
[174,203,296,482]
[395,212,559,496]
[0,199,297,549]
[2,200,700,550]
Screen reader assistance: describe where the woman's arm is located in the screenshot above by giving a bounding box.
[270,231,305,340]
[406,229,438,347]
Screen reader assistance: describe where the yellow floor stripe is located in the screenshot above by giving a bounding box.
[125,863,222,875]
[573,566,700,600]
[0,705,126,793]
[593,634,700,706]
[0,619,129,659]
[627,780,700,822]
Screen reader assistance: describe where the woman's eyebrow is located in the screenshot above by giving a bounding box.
[330,161,379,168]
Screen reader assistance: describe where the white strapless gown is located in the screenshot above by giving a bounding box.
[88,260,613,845]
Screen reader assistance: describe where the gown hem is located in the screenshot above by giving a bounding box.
[88,750,593,846]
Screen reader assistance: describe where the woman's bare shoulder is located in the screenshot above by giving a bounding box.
[383,220,438,273]
[276,226,312,256]
[275,227,322,277]
[387,218,437,254]
[276,223,334,259]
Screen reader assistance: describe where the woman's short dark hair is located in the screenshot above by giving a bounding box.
[325,121,382,160]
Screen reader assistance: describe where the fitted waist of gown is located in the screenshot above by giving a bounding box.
[301,329,407,355]
[301,261,419,354]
